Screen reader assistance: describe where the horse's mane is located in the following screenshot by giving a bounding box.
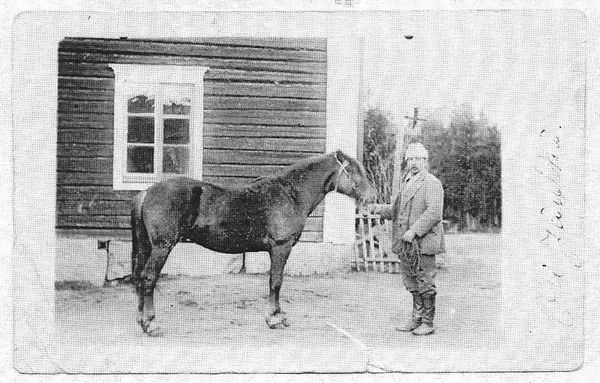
[216,151,360,191]
[259,151,361,182]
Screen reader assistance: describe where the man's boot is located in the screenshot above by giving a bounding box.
[412,291,435,336]
[395,291,423,332]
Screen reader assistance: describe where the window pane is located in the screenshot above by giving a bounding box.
[163,147,189,174]
[127,146,154,173]
[128,93,155,113]
[127,117,154,143]
[163,85,192,115]
[163,119,190,144]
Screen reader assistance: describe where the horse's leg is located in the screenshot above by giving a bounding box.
[265,241,293,329]
[139,244,174,336]
[238,252,247,274]
[132,228,152,329]
[133,248,151,328]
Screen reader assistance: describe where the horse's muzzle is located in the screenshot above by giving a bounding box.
[357,183,378,206]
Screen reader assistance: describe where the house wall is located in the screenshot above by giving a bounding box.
[56,37,327,242]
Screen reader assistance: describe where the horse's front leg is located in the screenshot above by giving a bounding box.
[265,241,293,329]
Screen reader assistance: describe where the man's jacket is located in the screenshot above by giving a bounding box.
[379,171,445,255]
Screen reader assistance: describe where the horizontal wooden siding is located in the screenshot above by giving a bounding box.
[57,37,327,242]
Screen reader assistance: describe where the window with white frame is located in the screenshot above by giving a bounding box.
[109,64,209,190]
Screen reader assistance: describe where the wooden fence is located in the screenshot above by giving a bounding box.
[354,213,450,273]
[353,213,403,273]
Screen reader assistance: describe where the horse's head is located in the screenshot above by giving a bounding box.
[329,150,377,205]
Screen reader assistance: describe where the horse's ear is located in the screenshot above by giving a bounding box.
[334,149,345,162]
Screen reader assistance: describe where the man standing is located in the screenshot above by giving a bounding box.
[372,142,445,335]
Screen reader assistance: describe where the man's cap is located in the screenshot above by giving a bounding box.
[405,142,429,159]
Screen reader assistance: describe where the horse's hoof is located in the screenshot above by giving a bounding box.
[266,313,289,329]
[145,322,162,337]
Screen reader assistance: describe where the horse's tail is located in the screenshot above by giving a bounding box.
[131,190,150,290]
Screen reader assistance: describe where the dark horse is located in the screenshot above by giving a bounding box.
[131,150,375,335]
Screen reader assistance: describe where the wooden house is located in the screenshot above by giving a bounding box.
[54,36,363,280]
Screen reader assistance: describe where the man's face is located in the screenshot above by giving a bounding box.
[406,157,427,175]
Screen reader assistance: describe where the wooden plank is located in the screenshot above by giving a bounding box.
[56,227,132,239]
[367,217,376,271]
[57,110,325,128]
[204,125,325,139]
[204,136,326,153]
[173,37,327,51]
[214,68,329,84]
[57,128,114,143]
[58,77,114,90]
[57,97,325,114]
[57,214,132,228]
[57,129,325,150]
[58,100,113,115]
[59,38,327,61]
[205,82,326,99]
[59,49,327,67]
[385,220,394,273]
[58,88,114,101]
[204,96,326,112]
[203,164,285,178]
[59,54,327,75]
[59,63,327,84]
[204,110,325,126]
[58,171,113,186]
[58,200,132,216]
[58,157,113,173]
[59,53,327,75]
[203,149,316,166]
[170,37,327,51]
[57,186,136,201]
[58,113,113,130]
[58,143,113,158]
[359,217,368,271]
[58,81,326,100]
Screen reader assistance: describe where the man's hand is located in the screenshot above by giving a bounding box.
[402,229,416,242]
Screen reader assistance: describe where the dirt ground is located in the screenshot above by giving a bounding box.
[54,233,503,373]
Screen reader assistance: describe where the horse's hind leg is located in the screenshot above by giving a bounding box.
[132,245,151,328]
[266,241,293,329]
[131,211,151,327]
[139,244,174,336]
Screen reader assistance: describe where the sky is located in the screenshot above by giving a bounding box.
[360,11,586,132]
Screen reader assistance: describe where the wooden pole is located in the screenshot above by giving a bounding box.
[391,108,427,199]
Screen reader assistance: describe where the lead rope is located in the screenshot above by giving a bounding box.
[398,239,422,275]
